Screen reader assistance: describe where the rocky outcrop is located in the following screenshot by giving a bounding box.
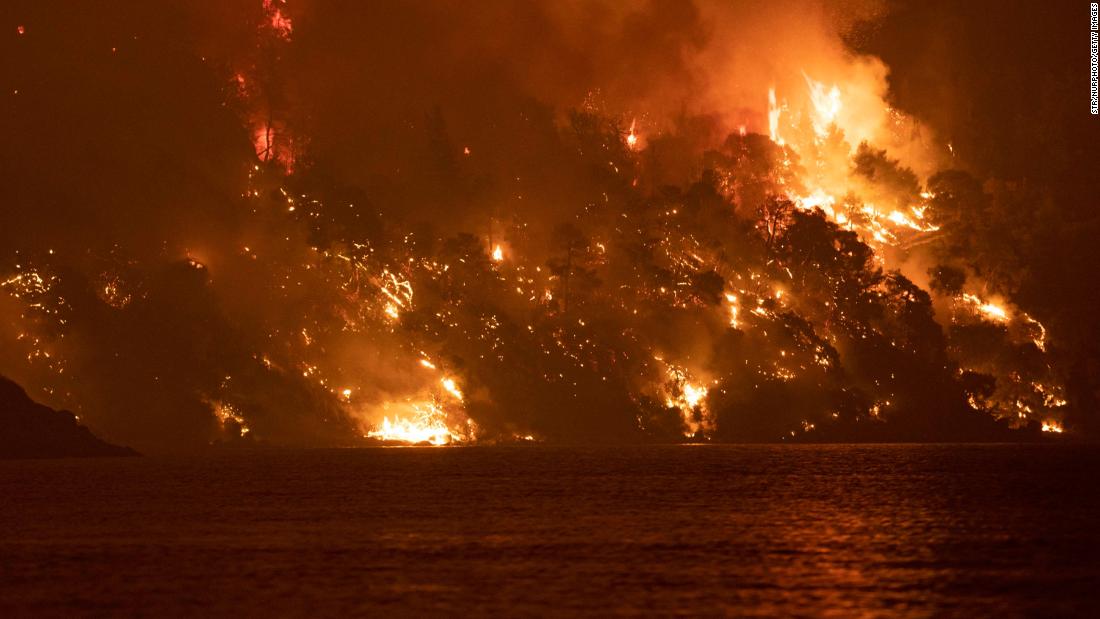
[0,376,137,459]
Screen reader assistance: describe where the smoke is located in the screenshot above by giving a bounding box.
[273,0,933,178]
[0,0,1070,451]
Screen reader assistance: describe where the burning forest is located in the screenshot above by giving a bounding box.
[2,0,1097,452]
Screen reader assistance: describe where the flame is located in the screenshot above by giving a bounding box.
[662,364,712,438]
[491,245,504,262]
[767,87,783,145]
[1041,420,1064,434]
[725,293,740,328]
[626,118,639,150]
[378,269,413,322]
[1024,314,1048,352]
[358,359,472,444]
[760,74,944,258]
[960,293,1009,322]
[793,189,836,218]
[367,401,456,445]
[803,73,842,138]
[441,377,464,401]
[210,400,250,437]
[789,186,939,247]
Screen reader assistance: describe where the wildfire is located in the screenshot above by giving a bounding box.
[626,118,639,150]
[725,293,740,329]
[1025,315,1048,352]
[441,377,463,401]
[767,87,783,145]
[1041,420,1064,434]
[2,270,53,303]
[793,190,837,217]
[367,401,457,445]
[662,364,712,438]
[760,74,946,257]
[378,269,413,322]
[0,19,1075,449]
[210,400,250,437]
[262,0,293,40]
[960,293,1009,323]
[359,356,472,445]
[804,73,842,138]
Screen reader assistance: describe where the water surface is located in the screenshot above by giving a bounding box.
[2,444,1098,616]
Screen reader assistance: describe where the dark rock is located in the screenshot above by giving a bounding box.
[0,376,138,459]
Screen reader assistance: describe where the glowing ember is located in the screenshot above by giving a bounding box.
[378,269,413,322]
[1024,314,1048,352]
[263,0,293,40]
[210,400,250,437]
[253,125,274,161]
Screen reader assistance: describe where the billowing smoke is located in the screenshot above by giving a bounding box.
[0,0,1082,451]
